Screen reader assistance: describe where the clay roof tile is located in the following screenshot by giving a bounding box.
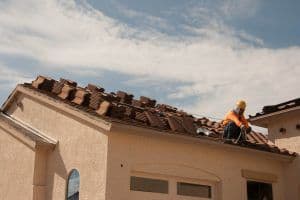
[32,75,55,92]
[22,76,296,157]
[250,97,300,118]
[58,84,76,100]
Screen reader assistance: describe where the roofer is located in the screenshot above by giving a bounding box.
[222,100,252,142]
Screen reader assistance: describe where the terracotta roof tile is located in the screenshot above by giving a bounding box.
[32,76,55,92]
[167,115,185,133]
[86,83,105,93]
[156,104,177,113]
[123,106,136,119]
[145,111,166,129]
[132,99,144,108]
[140,96,156,108]
[52,81,65,95]
[135,111,148,123]
[72,88,91,106]
[117,91,133,104]
[96,101,110,116]
[25,76,297,157]
[182,116,196,135]
[246,134,256,143]
[58,84,76,100]
[59,78,77,87]
[108,103,126,119]
[249,98,300,118]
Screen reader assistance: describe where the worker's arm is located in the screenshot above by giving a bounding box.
[241,115,249,128]
[226,112,243,127]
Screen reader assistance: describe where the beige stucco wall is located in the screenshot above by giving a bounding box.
[264,110,300,200]
[5,92,109,200]
[106,124,290,200]
[267,110,300,152]
[0,122,35,200]
[1,88,297,200]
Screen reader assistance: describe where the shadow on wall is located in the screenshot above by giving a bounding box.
[46,144,68,200]
[3,93,24,115]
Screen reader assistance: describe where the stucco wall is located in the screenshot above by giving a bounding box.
[106,125,288,200]
[6,93,108,200]
[2,88,296,200]
[267,110,300,152]
[266,110,300,200]
[0,123,35,200]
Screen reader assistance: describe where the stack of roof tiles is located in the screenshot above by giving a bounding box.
[25,76,296,156]
[249,98,300,118]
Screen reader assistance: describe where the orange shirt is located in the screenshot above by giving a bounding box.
[222,110,249,128]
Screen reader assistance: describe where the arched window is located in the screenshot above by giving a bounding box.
[66,169,80,200]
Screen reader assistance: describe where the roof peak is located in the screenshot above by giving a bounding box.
[31,75,198,116]
[19,75,295,157]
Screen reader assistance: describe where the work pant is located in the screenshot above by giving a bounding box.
[224,121,241,140]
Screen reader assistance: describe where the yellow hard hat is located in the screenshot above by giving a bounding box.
[236,100,246,110]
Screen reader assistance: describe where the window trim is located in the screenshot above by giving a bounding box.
[66,169,80,200]
[130,175,169,194]
[177,181,212,198]
[129,172,216,199]
[241,169,277,183]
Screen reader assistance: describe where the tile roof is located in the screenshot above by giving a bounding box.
[249,98,300,119]
[19,75,296,157]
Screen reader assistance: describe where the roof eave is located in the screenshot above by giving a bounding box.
[111,121,296,163]
[0,112,58,150]
[2,85,112,132]
[1,84,21,112]
[249,106,300,127]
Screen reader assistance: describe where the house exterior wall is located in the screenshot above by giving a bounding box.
[5,93,109,200]
[106,125,290,200]
[1,88,297,200]
[266,110,300,152]
[262,110,300,200]
[0,122,35,200]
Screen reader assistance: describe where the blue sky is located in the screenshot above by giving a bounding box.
[0,0,299,127]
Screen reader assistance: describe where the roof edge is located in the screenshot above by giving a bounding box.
[2,85,112,133]
[0,112,57,150]
[249,106,300,124]
[1,84,20,111]
[111,121,297,162]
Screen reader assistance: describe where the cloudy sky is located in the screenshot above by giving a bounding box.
[0,0,299,128]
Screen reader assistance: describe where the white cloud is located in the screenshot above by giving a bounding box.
[0,63,33,106]
[112,1,171,33]
[220,0,260,19]
[181,1,263,46]
[0,0,299,128]
[0,63,33,89]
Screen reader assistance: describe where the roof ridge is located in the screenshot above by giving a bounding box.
[20,75,296,157]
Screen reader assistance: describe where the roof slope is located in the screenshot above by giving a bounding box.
[249,98,300,119]
[13,75,295,157]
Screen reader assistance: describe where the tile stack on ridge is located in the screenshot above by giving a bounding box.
[24,75,296,157]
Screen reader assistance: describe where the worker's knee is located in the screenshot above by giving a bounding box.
[224,121,241,139]
[227,121,240,133]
